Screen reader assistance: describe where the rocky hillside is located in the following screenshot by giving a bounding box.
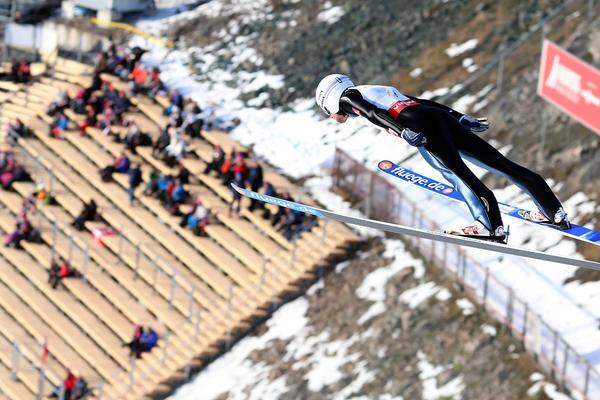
[172,238,569,400]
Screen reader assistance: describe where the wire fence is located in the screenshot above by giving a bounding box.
[332,147,599,400]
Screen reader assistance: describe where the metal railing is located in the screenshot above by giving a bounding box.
[332,147,599,399]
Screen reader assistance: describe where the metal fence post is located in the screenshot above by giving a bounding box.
[506,289,514,327]
[188,285,196,318]
[37,365,46,400]
[561,346,569,387]
[169,274,177,310]
[82,245,90,285]
[10,340,19,380]
[552,330,559,365]
[194,309,202,339]
[482,268,490,308]
[134,242,141,279]
[162,332,170,365]
[128,357,136,388]
[67,236,74,264]
[522,303,529,342]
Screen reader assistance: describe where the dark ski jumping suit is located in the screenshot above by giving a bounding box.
[337,85,564,233]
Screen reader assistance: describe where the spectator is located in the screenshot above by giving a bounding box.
[180,198,209,236]
[168,89,184,112]
[48,111,69,139]
[163,129,186,167]
[228,172,245,217]
[48,257,80,289]
[99,152,130,182]
[4,210,40,248]
[271,192,292,227]
[71,199,98,231]
[280,209,306,241]
[30,184,54,207]
[128,163,143,205]
[123,326,158,359]
[119,121,152,154]
[259,182,277,219]
[5,118,29,145]
[219,153,233,185]
[152,126,171,157]
[203,145,224,175]
[47,91,70,117]
[113,91,131,120]
[247,158,263,211]
[143,168,160,196]
[0,156,29,190]
[122,325,143,358]
[176,164,190,185]
[11,60,31,83]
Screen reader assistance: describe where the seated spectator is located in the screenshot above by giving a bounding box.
[219,154,233,185]
[0,156,29,190]
[152,126,171,157]
[247,158,263,211]
[30,184,54,207]
[143,168,160,196]
[280,209,306,241]
[148,67,166,98]
[228,172,245,217]
[48,111,69,139]
[47,91,70,117]
[11,60,31,83]
[99,152,130,181]
[113,91,131,120]
[71,199,98,231]
[127,163,142,205]
[119,121,151,154]
[180,198,209,236]
[122,326,158,359]
[48,369,90,400]
[4,210,40,248]
[271,192,292,227]
[163,130,186,167]
[78,106,97,136]
[168,89,184,112]
[203,145,224,175]
[176,164,190,185]
[48,257,80,289]
[170,180,187,205]
[5,118,29,145]
[259,182,277,219]
[72,88,87,114]
[129,62,148,95]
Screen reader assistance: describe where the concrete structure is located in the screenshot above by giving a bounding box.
[62,0,155,21]
[0,0,61,22]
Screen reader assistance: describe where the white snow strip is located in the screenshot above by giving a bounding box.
[445,39,479,57]
[317,4,345,24]
[357,302,387,325]
[456,298,475,316]
[399,282,440,309]
[417,351,464,400]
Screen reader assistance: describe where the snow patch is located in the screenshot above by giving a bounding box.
[318,3,345,24]
[445,39,479,57]
[399,282,440,309]
[410,67,423,78]
[417,351,465,400]
[456,298,476,316]
[481,324,497,337]
[358,302,387,325]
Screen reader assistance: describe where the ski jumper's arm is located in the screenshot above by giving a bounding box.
[339,89,405,135]
[405,95,464,120]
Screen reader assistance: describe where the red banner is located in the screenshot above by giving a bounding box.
[538,40,600,135]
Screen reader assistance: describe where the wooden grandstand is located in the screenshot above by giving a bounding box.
[0,57,360,399]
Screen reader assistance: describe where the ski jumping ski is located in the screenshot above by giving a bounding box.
[376,160,600,247]
[231,184,600,272]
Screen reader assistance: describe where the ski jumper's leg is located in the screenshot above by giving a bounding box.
[399,106,504,232]
[455,131,563,219]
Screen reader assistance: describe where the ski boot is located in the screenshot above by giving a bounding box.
[445,221,508,244]
[519,207,571,230]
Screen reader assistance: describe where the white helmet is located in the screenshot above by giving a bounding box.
[315,74,354,115]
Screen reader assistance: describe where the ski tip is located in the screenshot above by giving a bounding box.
[377,160,394,171]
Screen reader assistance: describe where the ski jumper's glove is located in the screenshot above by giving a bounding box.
[401,128,427,147]
[459,115,489,133]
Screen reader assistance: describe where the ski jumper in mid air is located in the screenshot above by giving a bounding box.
[315,74,570,243]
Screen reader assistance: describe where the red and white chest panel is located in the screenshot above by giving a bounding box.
[354,85,418,118]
